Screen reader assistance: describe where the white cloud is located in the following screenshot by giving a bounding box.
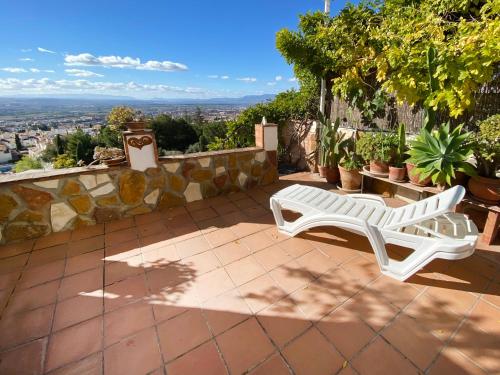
[275,75,283,81]
[1,67,27,73]
[221,75,229,80]
[267,82,276,86]
[237,77,257,83]
[37,47,56,54]
[19,58,34,62]
[65,69,103,77]
[64,53,188,72]
[29,68,55,73]
[288,77,297,82]
[0,77,205,98]
[208,75,219,79]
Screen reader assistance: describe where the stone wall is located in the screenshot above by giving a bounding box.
[0,147,278,244]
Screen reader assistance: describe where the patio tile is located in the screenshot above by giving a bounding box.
[4,279,59,315]
[104,238,141,262]
[295,249,337,278]
[289,282,339,321]
[104,274,149,312]
[253,244,293,272]
[175,235,212,259]
[104,255,143,285]
[0,240,33,259]
[483,278,500,308]
[137,221,167,238]
[424,285,478,316]
[141,244,179,268]
[0,304,54,350]
[193,268,235,302]
[238,274,286,314]
[104,327,162,375]
[64,249,104,276]
[382,313,444,370]
[45,316,103,372]
[213,240,252,266]
[367,274,421,309]
[341,255,380,283]
[429,348,487,375]
[315,239,362,264]
[151,282,200,323]
[213,202,239,216]
[232,221,266,239]
[277,237,315,259]
[104,300,155,346]
[70,223,104,241]
[165,340,227,375]
[0,253,29,275]
[269,260,314,294]
[242,205,268,219]
[240,232,275,253]
[203,289,252,335]
[197,216,227,234]
[256,298,311,348]
[34,231,71,250]
[104,217,134,233]
[0,270,20,290]
[225,256,266,286]
[248,353,291,375]
[58,267,103,300]
[157,309,211,361]
[18,259,65,289]
[50,352,103,375]
[53,294,103,332]
[317,306,375,359]
[205,228,238,248]
[282,327,344,375]
[104,227,139,247]
[27,245,66,268]
[67,235,104,257]
[351,336,418,375]
[216,318,275,375]
[467,299,500,334]
[181,250,221,276]
[140,231,175,251]
[0,338,46,375]
[146,262,195,292]
[190,207,219,222]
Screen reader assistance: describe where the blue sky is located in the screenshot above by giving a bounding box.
[0,1,345,99]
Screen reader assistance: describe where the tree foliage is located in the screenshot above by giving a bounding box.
[149,114,198,153]
[65,129,97,164]
[107,106,135,131]
[14,156,42,173]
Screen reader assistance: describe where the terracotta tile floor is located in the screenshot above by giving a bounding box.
[0,172,499,375]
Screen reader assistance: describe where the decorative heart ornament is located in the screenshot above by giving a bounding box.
[127,136,153,150]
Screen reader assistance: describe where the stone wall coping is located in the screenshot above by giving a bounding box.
[0,147,265,186]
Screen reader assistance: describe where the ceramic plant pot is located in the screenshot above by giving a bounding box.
[318,165,328,178]
[325,166,340,184]
[406,163,431,187]
[339,166,362,190]
[468,175,500,204]
[389,166,406,182]
[370,160,389,174]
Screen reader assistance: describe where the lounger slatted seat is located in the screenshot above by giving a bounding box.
[270,184,478,281]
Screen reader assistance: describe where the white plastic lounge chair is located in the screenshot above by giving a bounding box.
[270,184,478,281]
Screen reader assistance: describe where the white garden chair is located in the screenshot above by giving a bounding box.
[270,184,478,281]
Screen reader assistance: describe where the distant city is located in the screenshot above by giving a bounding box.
[0,94,274,172]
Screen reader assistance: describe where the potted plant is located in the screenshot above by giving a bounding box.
[339,152,364,190]
[318,114,349,184]
[468,114,500,203]
[356,131,398,174]
[407,123,475,190]
[93,146,125,166]
[126,110,147,132]
[388,123,407,182]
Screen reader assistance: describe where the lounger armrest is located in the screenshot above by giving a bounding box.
[349,194,387,207]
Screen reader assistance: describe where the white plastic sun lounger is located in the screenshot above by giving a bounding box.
[270,184,478,281]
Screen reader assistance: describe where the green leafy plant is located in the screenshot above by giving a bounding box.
[14,156,42,173]
[407,123,475,186]
[318,113,349,167]
[471,114,500,178]
[392,123,407,168]
[340,152,364,171]
[356,131,398,164]
[53,154,77,169]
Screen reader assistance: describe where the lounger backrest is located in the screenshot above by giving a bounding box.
[383,185,466,230]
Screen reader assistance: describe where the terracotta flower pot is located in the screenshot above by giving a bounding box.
[406,163,431,187]
[451,171,469,187]
[389,166,406,182]
[325,166,340,184]
[468,175,500,204]
[126,121,146,132]
[318,165,328,178]
[339,166,361,190]
[370,160,389,174]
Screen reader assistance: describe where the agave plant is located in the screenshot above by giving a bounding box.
[318,113,350,168]
[407,123,475,187]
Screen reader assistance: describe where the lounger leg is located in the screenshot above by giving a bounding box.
[270,198,285,227]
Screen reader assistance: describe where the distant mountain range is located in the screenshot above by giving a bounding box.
[0,94,276,106]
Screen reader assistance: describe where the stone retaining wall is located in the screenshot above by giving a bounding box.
[0,147,278,244]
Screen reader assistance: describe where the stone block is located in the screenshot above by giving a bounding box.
[169,175,186,193]
[69,195,92,214]
[94,207,121,223]
[96,195,119,207]
[190,169,213,182]
[184,182,202,203]
[4,223,48,241]
[60,180,81,196]
[126,206,152,216]
[90,183,115,198]
[119,170,146,205]
[144,189,160,205]
[11,185,53,210]
[198,157,211,168]
[79,175,97,190]
[96,174,111,185]
[0,194,18,222]
[163,162,180,174]
[158,192,186,209]
[51,202,77,232]
[14,210,44,223]
[213,175,227,189]
[33,179,59,189]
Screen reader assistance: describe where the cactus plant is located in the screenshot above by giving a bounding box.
[423,46,439,132]
[394,123,407,167]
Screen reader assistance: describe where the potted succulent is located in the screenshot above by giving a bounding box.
[93,146,125,166]
[388,123,407,182]
[407,123,475,190]
[126,110,147,132]
[318,114,349,184]
[339,152,364,190]
[356,131,398,174]
[468,114,500,203]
